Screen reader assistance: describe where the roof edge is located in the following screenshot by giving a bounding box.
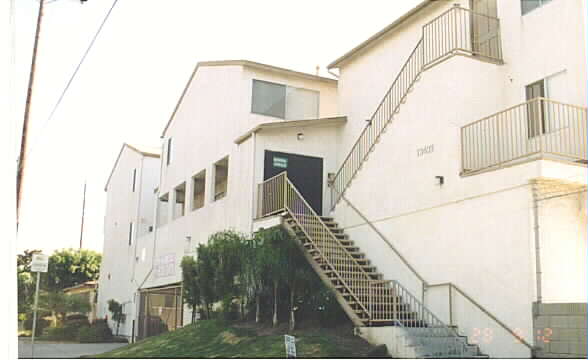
[104,143,160,192]
[327,0,433,69]
[234,116,347,145]
[160,60,338,139]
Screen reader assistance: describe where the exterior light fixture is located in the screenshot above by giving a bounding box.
[297,133,304,141]
[435,176,444,186]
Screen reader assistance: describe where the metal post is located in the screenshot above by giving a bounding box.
[31,271,41,359]
[448,284,453,326]
[17,0,44,229]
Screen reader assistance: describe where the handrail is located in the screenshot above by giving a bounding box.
[428,282,534,350]
[259,172,374,318]
[331,5,503,209]
[338,190,533,351]
[385,280,471,357]
[461,97,588,174]
[336,188,428,300]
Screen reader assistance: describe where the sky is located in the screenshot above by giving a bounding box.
[14,0,422,255]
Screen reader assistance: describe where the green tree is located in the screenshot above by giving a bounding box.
[38,291,91,327]
[44,249,102,291]
[181,256,201,323]
[195,244,217,319]
[257,228,291,327]
[17,249,42,314]
[242,235,265,323]
[107,299,126,336]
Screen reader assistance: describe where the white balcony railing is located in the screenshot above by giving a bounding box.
[461,98,587,174]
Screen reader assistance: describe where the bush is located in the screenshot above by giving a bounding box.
[23,317,50,337]
[65,313,88,322]
[45,316,91,341]
[77,319,113,343]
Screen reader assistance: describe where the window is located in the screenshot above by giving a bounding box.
[128,222,134,246]
[132,169,137,192]
[157,193,169,227]
[166,138,173,166]
[526,79,546,138]
[213,157,229,201]
[251,80,319,120]
[192,170,206,210]
[173,183,185,219]
[521,0,551,15]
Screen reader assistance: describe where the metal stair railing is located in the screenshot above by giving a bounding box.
[334,189,534,353]
[383,280,473,358]
[258,172,374,320]
[331,5,503,209]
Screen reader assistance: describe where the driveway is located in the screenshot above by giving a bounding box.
[19,338,127,358]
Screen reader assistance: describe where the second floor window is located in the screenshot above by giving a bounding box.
[132,169,137,192]
[157,193,169,227]
[173,183,186,219]
[166,138,173,166]
[213,157,229,201]
[521,0,551,15]
[251,80,319,120]
[192,170,206,210]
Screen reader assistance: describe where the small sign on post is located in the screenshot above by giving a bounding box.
[30,253,48,359]
[31,254,49,273]
[284,334,296,358]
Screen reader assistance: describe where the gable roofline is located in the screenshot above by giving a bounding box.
[234,116,347,145]
[327,0,433,69]
[160,60,338,139]
[104,143,160,192]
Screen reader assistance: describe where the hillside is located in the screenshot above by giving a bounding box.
[92,319,387,358]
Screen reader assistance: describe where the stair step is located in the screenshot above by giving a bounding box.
[304,242,359,252]
[324,269,382,278]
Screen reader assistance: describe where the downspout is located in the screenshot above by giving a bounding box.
[249,131,257,232]
[531,183,542,304]
[137,140,165,291]
[131,157,144,284]
[130,156,145,342]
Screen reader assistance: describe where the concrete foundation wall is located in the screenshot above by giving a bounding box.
[533,302,587,358]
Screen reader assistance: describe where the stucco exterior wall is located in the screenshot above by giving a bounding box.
[98,147,160,338]
[144,64,339,290]
[539,192,588,303]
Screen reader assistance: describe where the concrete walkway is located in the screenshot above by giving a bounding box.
[18,338,127,359]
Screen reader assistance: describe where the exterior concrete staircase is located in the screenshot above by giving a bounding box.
[330,5,503,208]
[257,172,487,358]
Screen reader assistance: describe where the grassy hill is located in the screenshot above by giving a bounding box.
[92,320,387,358]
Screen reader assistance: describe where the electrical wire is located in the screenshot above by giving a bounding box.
[26,0,120,160]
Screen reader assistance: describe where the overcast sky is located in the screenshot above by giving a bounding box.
[14,0,422,254]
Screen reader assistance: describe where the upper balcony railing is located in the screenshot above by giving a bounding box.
[330,5,503,209]
[423,5,503,67]
[461,98,588,175]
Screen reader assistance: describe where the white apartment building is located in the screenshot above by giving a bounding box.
[97,143,160,339]
[98,1,587,357]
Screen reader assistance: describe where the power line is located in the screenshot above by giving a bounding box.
[26,0,120,159]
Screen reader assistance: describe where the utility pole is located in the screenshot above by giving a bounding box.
[80,180,87,249]
[16,0,45,231]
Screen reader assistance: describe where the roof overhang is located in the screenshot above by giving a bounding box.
[234,116,347,145]
[327,0,434,69]
[160,60,338,139]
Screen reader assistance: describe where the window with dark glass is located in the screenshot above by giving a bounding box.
[521,0,552,15]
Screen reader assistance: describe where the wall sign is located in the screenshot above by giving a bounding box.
[273,156,288,169]
[154,253,175,278]
[417,144,434,157]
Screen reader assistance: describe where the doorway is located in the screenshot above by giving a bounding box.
[470,0,499,58]
[264,150,323,215]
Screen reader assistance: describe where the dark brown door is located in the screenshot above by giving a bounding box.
[264,151,323,215]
